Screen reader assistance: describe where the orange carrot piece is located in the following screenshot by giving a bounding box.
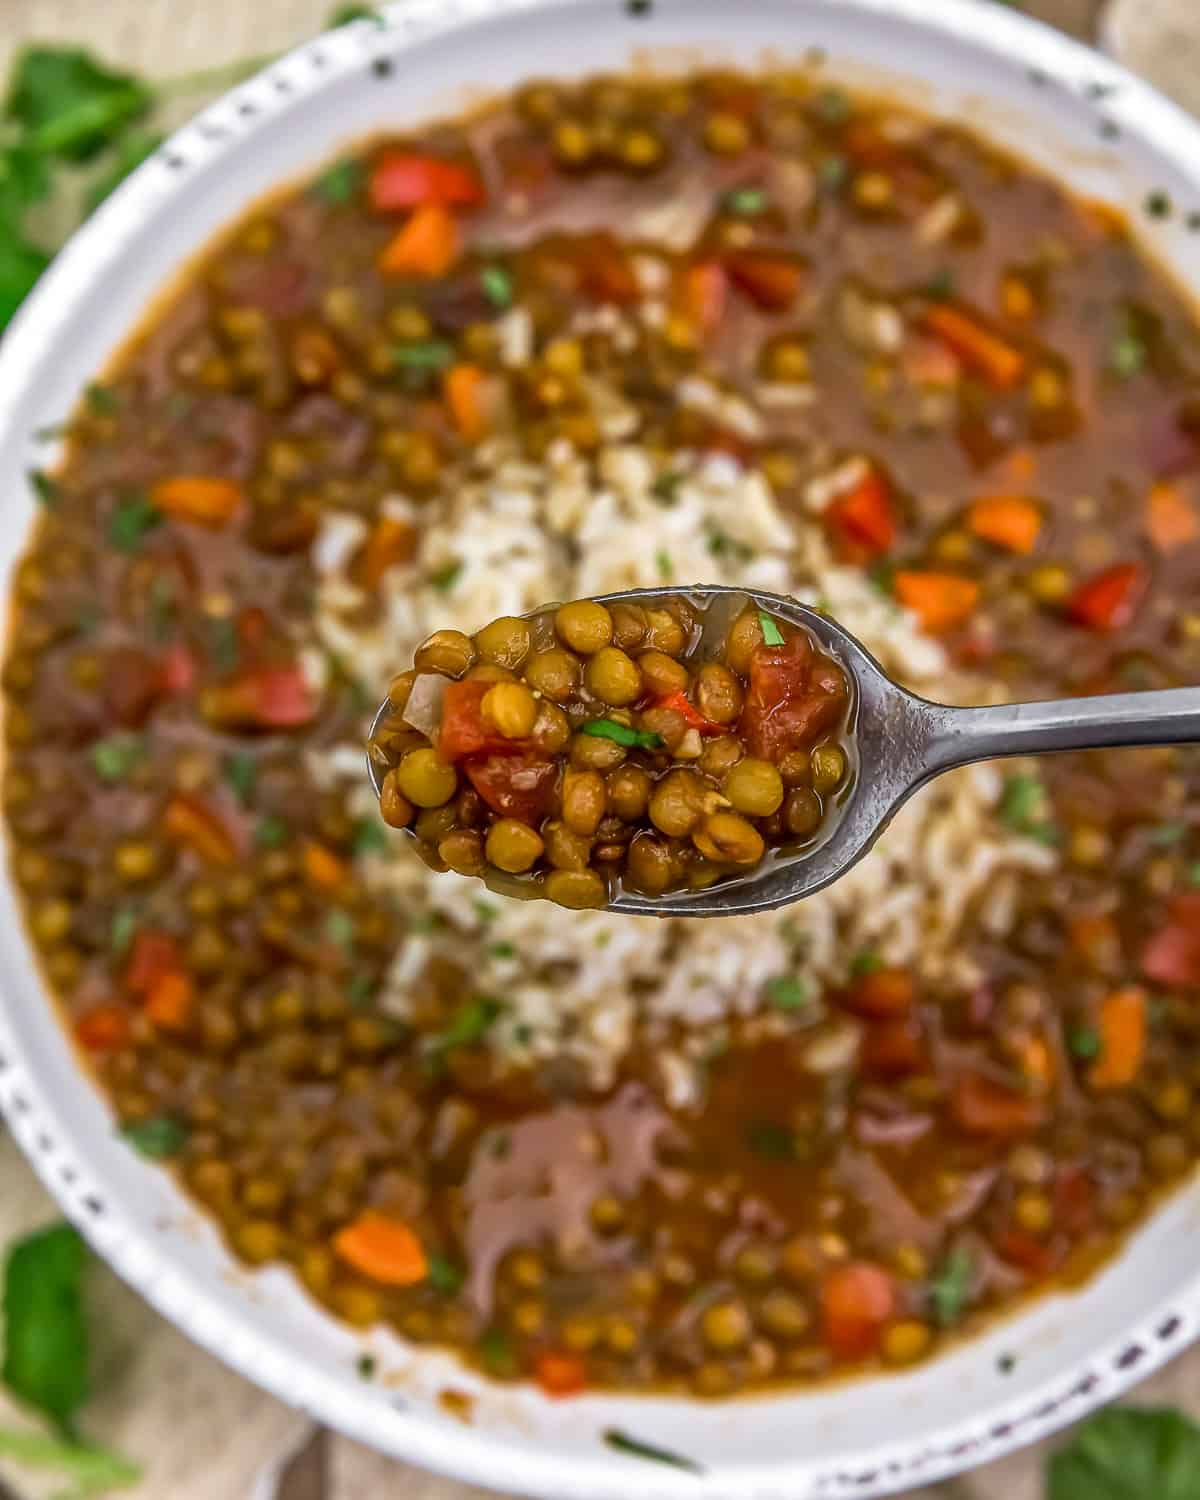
[1018,1036,1054,1089]
[1146,481,1199,553]
[533,1351,588,1397]
[1004,448,1038,485]
[923,304,1025,389]
[163,794,238,866]
[967,496,1042,555]
[821,1262,896,1361]
[75,1004,131,1052]
[1089,987,1147,1090]
[333,1211,428,1286]
[359,517,417,590]
[677,261,728,332]
[151,476,243,526]
[145,971,194,1031]
[377,203,459,277]
[893,571,981,633]
[303,839,349,891]
[444,362,488,443]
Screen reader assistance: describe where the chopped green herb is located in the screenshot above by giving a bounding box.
[473,898,498,924]
[222,751,256,807]
[352,817,390,856]
[356,1353,376,1378]
[923,268,956,301]
[1109,331,1147,378]
[1067,1024,1101,1061]
[110,907,138,956]
[480,264,513,308]
[478,1327,515,1376]
[90,734,144,782]
[3,1222,90,1437]
[723,185,768,216]
[706,527,754,562]
[870,559,896,596]
[819,154,849,190]
[29,470,60,508]
[813,87,851,126]
[409,912,444,935]
[765,976,810,1011]
[311,157,363,204]
[74,602,102,637]
[581,719,664,750]
[427,997,502,1062]
[651,470,682,504]
[999,773,1057,842]
[120,1115,187,1160]
[849,949,883,977]
[84,129,164,213]
[1189,861,1200,888]
[393,339,456,371]
[758,610,784,647]
[108,491,161,552]
[1048,1405,1200,1500]
[209,615,239,673]
[655,548,673,579]
[255,816,290,849]
[427,1254,465,1295]
[1150,823,1188,846]
[929,1245,973,1327]
[513,1021,534,1046]
[487,1129,511,1159]
[489,941,516,960]
[1145,189,1172,220]
[346,973,377,1009]
[326,910,355,951]
[430,561,463,593]
[603,1429,702,1474]
[746,1120,796,1160]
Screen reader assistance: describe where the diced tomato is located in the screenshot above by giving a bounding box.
[677,261,728,332]
[860,1017,926,1078]
[652,691,725,736]
[160,643,197,696]
[843,966,915,1019]
[575,236,639,306]
[739,634,848,762]
[1065,563,1147,633]
[236,607,269,651]
[993,1228,1060,1278]
[725,253,802,312]
[533,1351,587,1398]
[204,666,318,730]
[821,1262,896,1360]
[950,1072,1046,1138]
[1054,1166,1096,1237]
[368,151,486,213]
[825,470,897,558]
[1142,894,1200,988]
[75,1004,131,1052]
[465,753,558,825]
[439,680,520,762]
[125,930,180,997]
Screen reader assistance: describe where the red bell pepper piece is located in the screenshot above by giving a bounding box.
[725,254,802,311]
[160,643,197,695]
[950,1071,1046,1138]
[533,1351,587,1398]
[368,151,485,212]
[464,753,558,824]
[652,690,725,736]
[842,967,916,1019]
[1065,562,1147,633]
[75,1004,131,1052]
[825,470,897,557]
[1142,893,1200,988]
[206,666,318,729]
[860,1016,926,1078]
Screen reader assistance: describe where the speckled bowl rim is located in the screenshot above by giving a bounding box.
[0,1,1199,1496]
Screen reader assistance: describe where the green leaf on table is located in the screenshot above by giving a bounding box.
[328,3,385,25]
[7,47,153,161]
[84,130,164,213]
[1048,1407,1200,1500]
[0,1428,140,1496]
[0,143,51,221]
[2,1223,89,1437]
[0,239,50,333]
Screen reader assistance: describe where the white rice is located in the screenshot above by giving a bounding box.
[310,390,1058,1094]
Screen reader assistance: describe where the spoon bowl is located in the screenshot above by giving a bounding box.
[369,585,1200,918]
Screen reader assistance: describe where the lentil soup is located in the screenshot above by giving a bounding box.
[5,70,1200,1398]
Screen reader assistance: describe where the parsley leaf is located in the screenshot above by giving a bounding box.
[746,1120,796,1160]
[426,1254,465,1295]
[2,1223,89,1437]
[723,185,768,217]
[425,996,502,1066]
[84,129,163,213]
[352,817,390,856]
[0,238,49,329]
[429,561,462,592]
[312,158,363,204]
[849,949,883,977]
[222,751,257,806]
[765,976,810,1011]
[603,1429,702,1473]
[7,47,153,162]
[110,907,138,956]
[478,1327,515,1376]
[480,265,513,308]
[90,734,144,782]
[28,470,61,508]
[120,1116,187,1160]
[581,719,663,750]
[1067,1024,1101,1061]
[107,492,162,552]
[328,3,385,25]
[999,772,1057,842]
[255,815,290,849]
[929,1245,973,1327]
[1048,1406,1200,1500]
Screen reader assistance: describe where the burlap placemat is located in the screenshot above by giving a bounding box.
[0,1,1191,1495]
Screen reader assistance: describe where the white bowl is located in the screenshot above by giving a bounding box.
[1,2,1199,1495]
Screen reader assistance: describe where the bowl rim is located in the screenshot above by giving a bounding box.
[2,1,1200,1495]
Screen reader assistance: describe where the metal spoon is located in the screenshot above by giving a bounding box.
[368,585,1200,919]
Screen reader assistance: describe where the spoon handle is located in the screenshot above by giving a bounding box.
[923,686,1200,773]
